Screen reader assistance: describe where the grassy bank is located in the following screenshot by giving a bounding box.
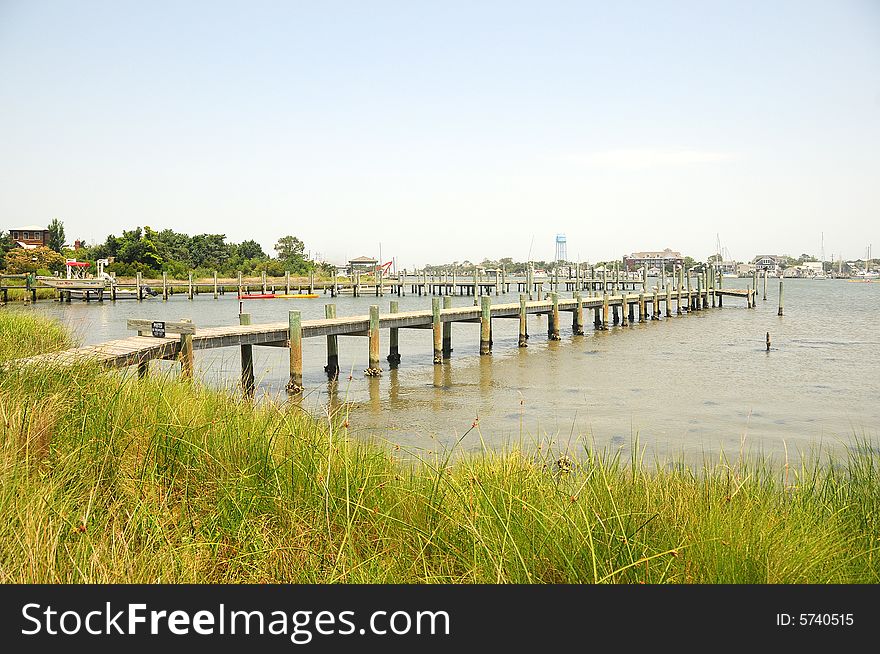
[0,312,877,583]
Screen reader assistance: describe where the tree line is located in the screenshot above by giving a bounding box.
[0,220,330,277]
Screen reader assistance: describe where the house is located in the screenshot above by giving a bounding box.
[752,255,782,273]
[347,256,378,275]
[737,263,755,276]
[7,225,49,249]
[623,248,684,272]
[716,260,738,275]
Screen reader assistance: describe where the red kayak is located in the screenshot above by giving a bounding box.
[238,293,276,299]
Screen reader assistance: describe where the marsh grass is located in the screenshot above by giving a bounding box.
[0,313,877,583]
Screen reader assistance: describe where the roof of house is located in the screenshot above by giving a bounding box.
[349,256,378,263]
[626,248,682,258]
[9,225,47,231]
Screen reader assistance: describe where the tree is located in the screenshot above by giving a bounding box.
[47,218,66,253]
[0,231,14,269]
[4,246,66,273]
[274,235,306,261]
[235,239,266,261]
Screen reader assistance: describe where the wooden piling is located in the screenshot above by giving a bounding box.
[162,272,168,300]
[366,305,382,376]
[778,281,784,316]
[285,271,290,295]
[309,271,315,295]
[548,292,561,340]
[666,284,672,317]
[240,313,255,396]
[652,288,660,320]
[573,292,584,335]
[717,267,723,307]
[763,270,768,301]
[710,267,716,307]
[287,310,304,392]
[179,319,194,379]
[188,272,194,300]
[639,293,646,322]
[480,296,492,354]
[432,297,443,363]
[518,294,528,347]
[325,304,340,376]
[442,296,453,357]
[213,271,219,299]
[621,295,629,326]
[261,271,267,295]
[238,271,243,297]
[136,272,143,301]
[766,331,771,352]
[602,292,609,329]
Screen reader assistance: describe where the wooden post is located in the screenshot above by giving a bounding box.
[710,267,716,307]
[666,284,672,317]
[431,297,442,364]
[261,271,267,295]
[621,295,629,326]
[642,266,647,292]
[238,271,243,297]
[473,267,479,305]
[763,270,768,301]
[518,294,528,347]
[309,271,315,295]
[527,264,534,300]
[778,281,784,316]
[325,304,340,376]
[136,272,143,301]
[717,266,723,307]
[287,310,304,392]
[652,288,660,320]
[179,319,194,379]
[573,292,584,335]
[638,292,646,322]
[548,292,560,340]
[602,292,609,329]
[366,305,382,376]
[213,271,218,299]
[188,272,194,300]
[766,332,771,352]
[478,295,491,354]
[240,313,254,396]
[695,272,702,310]
[162,271,168,300]
[440,296,453,357]
[686,268,692,309]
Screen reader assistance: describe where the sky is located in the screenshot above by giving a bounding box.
[1,0,878,268]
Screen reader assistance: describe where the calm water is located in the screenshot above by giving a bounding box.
[14,279,880,461]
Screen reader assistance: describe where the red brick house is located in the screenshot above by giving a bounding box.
[7,225,49,249]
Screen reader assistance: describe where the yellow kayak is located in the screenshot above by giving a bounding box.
[274,293,320,298]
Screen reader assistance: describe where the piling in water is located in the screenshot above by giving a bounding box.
[518,294,528,347]
[778,280,784,316]
[365,305,382,376]
[325,304,340,376]
[480,296,492,355]
[442,296,453,357]
[548,292,561,340]
[240,313,255,395]
[287,311,304,393]
[432,297,442,364]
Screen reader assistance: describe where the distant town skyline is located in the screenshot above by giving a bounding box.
[1,1,878,269]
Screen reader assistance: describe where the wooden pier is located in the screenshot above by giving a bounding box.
[12,272,755,395]
[7,264,698,303]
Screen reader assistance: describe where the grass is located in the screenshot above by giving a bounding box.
[0,311,877,583]
[0,310,72,362]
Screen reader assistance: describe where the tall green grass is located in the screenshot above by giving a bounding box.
[0,313,877,583]
[0,310,72,362]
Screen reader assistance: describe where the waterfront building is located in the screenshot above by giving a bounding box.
[6,225,49,249]
[623,248,683,272]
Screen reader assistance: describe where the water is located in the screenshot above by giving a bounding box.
[14,279,880,462]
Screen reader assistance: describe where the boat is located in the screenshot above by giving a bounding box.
[37,277,107,290]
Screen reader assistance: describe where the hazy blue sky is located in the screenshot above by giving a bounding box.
[1,1,878,267]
